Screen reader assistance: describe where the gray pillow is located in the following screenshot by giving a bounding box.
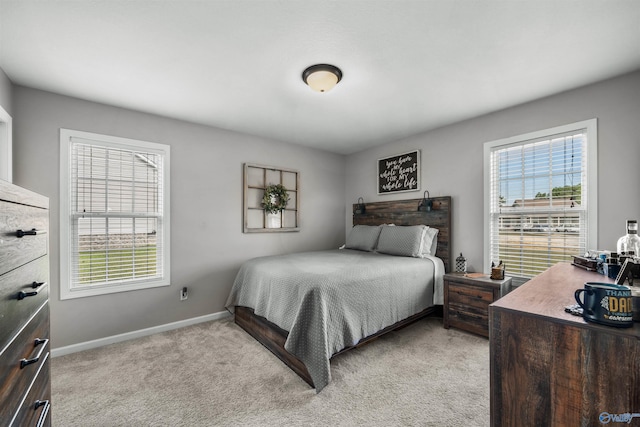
[376,225,427,257]
[345,225,382,252]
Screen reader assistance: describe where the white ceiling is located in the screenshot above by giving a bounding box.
[1,1,639,155]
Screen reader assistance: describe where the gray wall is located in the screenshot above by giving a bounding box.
[346,70,640,274]
[12,86,346,349]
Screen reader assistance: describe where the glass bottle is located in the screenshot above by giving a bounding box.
[616,220,640,257]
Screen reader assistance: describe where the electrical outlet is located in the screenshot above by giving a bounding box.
[180,287,188,301]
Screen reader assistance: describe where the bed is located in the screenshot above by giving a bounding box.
[225,197,452,392]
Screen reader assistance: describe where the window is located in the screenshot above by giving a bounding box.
[243,163,300,232]
[60,129,170,299]
[484,119,597,284]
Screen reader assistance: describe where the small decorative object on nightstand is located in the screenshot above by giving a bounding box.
[490,261,505,280]
[443,272,511,337]
[455,253,467,273]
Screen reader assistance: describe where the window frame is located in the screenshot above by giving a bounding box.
[0,104,12,182]
[483,119,598,284]
[60,128,171,300]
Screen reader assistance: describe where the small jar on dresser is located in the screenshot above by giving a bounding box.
[0,180,51,426]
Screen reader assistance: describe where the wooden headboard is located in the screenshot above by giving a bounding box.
[352,196,452,272]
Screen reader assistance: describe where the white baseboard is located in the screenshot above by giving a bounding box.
[51,310,232,358]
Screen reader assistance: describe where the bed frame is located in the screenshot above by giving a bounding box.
[234,196,452,388]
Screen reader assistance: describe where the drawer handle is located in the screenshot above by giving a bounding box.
[34,400,50,427]
[17,281,47,300]
[16,228,47,238]
[20,338,49,368]
[34,400,48,409]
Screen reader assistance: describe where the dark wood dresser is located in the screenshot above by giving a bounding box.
[0,180,51,426]
[489,263,639,427]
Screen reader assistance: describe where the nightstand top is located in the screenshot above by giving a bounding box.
[444,272,512,288]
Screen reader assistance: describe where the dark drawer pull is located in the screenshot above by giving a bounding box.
[34,400,48,409]
[34,400,50,427]
[17,281,47,300]
[16,228,47,238]
[20,338,49,368]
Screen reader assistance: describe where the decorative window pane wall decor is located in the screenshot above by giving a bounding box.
[243,163,300,233]
[484,120,597,282]
[60,129,170,299]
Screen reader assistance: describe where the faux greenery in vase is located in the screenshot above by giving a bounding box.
[262,184,289,214]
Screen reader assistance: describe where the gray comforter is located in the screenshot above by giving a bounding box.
[225,249,444,392]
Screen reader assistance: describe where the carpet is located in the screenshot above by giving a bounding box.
[51,316,490,426]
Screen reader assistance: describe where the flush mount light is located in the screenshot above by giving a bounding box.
[302,64,342,93]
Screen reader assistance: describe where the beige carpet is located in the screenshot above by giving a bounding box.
[51,316,490,426]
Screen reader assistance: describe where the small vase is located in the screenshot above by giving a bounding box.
[455,253,467,273]
[266,212,281,228]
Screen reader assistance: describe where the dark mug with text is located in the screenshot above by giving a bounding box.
[575,282,634,328]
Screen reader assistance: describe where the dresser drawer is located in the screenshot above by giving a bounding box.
[447,282,494,309]
[0,302,50,423]
[0,199,48,277]
[9,352,51,427]
[0,256,49,351]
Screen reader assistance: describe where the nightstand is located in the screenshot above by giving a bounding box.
[443,273,512,337]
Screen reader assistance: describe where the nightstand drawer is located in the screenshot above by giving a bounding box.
[448,307,489,337]
[449,302,489,327]
[447,282,493,308]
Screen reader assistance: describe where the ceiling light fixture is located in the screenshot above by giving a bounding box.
[302,64,342,93]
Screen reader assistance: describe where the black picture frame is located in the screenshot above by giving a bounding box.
[377,150,420,194]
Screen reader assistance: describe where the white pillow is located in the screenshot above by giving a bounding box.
[345,225,382,252]
[422,227,439,256]
[376,225,427,258]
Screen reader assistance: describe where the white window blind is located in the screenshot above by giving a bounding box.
[484,120,597,282]
[60,129,170,299]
